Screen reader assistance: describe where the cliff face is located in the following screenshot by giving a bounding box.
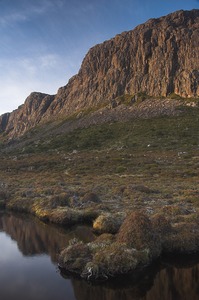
[48,9,199,117]
[0,92,55,138]
[0,9,199,138]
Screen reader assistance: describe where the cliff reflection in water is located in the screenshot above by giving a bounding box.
[1,211,199,300]
[70,259,199,300]
[0,211,95,263]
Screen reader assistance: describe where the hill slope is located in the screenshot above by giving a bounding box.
[0,9,199,139]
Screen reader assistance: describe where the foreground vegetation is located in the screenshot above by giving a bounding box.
[0,99,199,280]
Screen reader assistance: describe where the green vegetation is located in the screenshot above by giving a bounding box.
[114,92,149,106]
[17,104,199,154]
[169,93,184,100]
[0,103,198,221]
[0,101,199,281]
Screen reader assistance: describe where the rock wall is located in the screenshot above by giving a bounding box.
[0,9,198,138]
[0,92,55,138]
[48,9,199,117]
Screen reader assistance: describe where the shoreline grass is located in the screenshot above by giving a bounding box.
[0,102,198,281]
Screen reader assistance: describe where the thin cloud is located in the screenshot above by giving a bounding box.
[0,0,60,27]
[0,53,79,114]
[40,54,60,69]
[0,12,27,26]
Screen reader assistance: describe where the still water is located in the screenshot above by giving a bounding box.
[1,211,199,300]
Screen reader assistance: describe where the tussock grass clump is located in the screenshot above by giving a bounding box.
[69,192,102,208]
[7,197,35,213]
[93,212,126,234]
[130,184,159,194]
[59,238,150,281]
[58,210,199,281]
[81,192,101,204]
[48,193,70,208]
[32,207,52,221]
[91,242,150,277]
[159,204,196,223]
[94,233,115,244]
[49,208,83,226]
[80,208,100,223]
[6,193,100,225]
[160,205,185,217]
[151,213,172,237]
[49,207,99,226]
[59,240,92,274]
[117,211,161,258]
[31,198,59,221]
[92,243,139,276]
[163,222,199,254]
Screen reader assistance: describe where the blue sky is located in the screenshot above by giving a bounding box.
[0,0,198,115]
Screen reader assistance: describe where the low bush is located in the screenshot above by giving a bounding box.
[117,211,161,258]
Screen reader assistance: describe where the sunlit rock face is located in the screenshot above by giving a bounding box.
[0,92,55,139]
[0,9,198,138]
[50,9,199,116]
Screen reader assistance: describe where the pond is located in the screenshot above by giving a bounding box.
[0,211,199,300]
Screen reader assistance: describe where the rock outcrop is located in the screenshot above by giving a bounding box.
[0,92,55,138]
[48,9,199,117]
[0,9,198,138]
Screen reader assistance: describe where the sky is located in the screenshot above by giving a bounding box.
[0,0,198,115]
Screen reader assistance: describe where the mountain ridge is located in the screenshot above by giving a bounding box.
[0,9,199,139]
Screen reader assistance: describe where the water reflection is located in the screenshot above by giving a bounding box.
[0,211,95,300]
[68,258,199,300]
[0,211,95,262]
[1,211,199,300]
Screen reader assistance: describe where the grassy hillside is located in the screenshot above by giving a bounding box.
[0,101,199,280]
[0,103,198,212]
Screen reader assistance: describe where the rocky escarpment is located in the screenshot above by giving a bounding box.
[47,9,199,116]
[0,92,55,138]
[0,9,198,139]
